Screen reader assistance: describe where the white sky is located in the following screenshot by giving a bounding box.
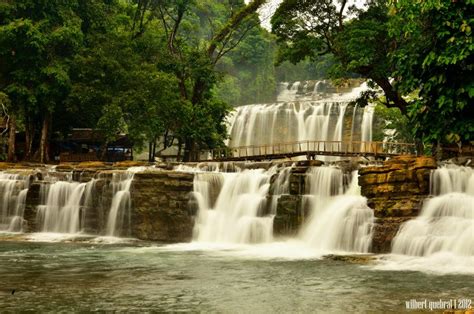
[245,0,366,30]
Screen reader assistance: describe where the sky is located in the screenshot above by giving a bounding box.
[245,0,367,31]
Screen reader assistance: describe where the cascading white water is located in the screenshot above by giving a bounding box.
[228,102,351,148]
[269,165,293,215]
[277,81,300,102]
[300,168,374,253]
[37,180,87,233]
[189,163,374,251]
[192,168,275,244]
[391,165,474,257]
[0,172,30,232]
[7,188,28,232]
[105,166,146,237]
[429,165,474,195]
[227,80,374,157]
[361,103,375,143]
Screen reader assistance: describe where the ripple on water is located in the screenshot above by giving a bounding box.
[0,240,472,312]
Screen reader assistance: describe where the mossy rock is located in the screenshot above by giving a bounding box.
[113,160,149,168]
[77,161,107,168]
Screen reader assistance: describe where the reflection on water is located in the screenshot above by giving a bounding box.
[0,239,472,312]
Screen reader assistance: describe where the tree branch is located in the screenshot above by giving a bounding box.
[338,0,348,29]
[207,0,266,59]
[214,21,257,64]
[0,100,9,136]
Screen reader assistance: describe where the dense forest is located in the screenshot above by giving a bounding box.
[0,0,472,162]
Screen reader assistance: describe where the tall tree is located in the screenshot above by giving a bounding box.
[0,0,83,162]
[271,0,409,113]
[132,0,267,161]
[388,0,474,145]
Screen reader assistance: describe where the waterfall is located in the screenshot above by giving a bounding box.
[276,81,300,102]
[192,167,287,244]
[105,166,145,237]
[227,80,372,158]
[37,180,88,233]
[0,172,30,232]
[360,104,375,152]
[7,189,28,232]
[270,165,293,215]
[391,165,474,257]
[189,164,374,251]
[229,102,354,149]
[300,168,374,253]
[429,165,474,195]
[0,165,147,237]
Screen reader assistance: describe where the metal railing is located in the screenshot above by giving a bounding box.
[199,140,418,161]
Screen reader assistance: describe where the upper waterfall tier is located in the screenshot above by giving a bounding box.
[276,80,369,103]
[227,80,374,150]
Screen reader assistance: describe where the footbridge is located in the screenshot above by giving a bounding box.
[199,141,418,161]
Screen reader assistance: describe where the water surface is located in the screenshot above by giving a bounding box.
[1,239,472,312]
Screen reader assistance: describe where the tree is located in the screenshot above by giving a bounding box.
[0,92,14,161]
[388,0,474,145]
[0,0,83,162]
[132,0,267,161]
[66,1,185,162]
[271,0,409,113]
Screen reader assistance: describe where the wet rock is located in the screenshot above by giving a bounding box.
[359,156,437,252]
[333,160,361,173]
[130,170,195,242]
[371,217,413,253]
[273,195,303,236]
[24,182,42,232]
[323,254,376,264]
[359,156,437,217]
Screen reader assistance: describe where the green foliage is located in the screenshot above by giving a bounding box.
[215,27,277,105]
[272,0,474,148]
[389,0,474,144]
[5,0,470,162]
[0,0,251,159]
[275,55,335,82]
[373,101,412,143]
[271,0,409,113]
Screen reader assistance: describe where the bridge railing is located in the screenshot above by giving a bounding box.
[199,140,417,161]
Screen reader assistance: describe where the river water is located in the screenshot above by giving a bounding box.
[0,238,472,312]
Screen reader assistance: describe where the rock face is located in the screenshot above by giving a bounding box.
[24,182,42,232]
[21,167,195,242]
[273,166,308,237]
[130,171,194,242]
[273,195,302,236]
[359,156,437,252]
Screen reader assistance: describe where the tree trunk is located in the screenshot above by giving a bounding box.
[183,138,198,162]
[39,113,51,164]
[176,138,183,162]
[148,141,153,162]
[100,142,108,161]
[372,76,408,115]
[24,120,34,160]
[435,140,442,161]
[152,137,156,162]
[182,138,191,162]
[7,115,16,162]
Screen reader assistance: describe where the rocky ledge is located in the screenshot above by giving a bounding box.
[359,156,437,252]
[131,170,195,242]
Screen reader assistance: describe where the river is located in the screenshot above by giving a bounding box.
[0,238,472,312]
